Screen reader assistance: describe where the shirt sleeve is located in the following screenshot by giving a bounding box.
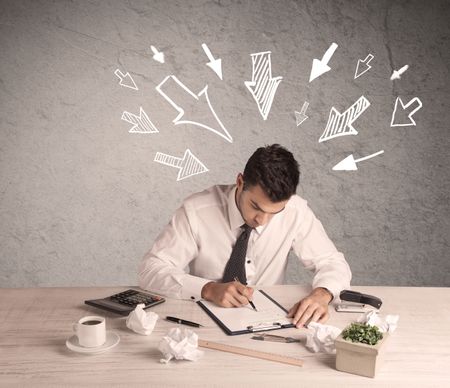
[291,204,352,299]
[138,204,211,301]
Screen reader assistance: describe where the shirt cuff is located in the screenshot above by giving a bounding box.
[180,274,212,301]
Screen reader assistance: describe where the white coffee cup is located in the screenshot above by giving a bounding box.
[73,316,106,348]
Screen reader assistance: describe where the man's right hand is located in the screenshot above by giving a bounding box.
[201,281,254,307]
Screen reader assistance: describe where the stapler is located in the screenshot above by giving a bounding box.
[335,290,382,313]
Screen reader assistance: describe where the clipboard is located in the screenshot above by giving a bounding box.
[197,290,295,335]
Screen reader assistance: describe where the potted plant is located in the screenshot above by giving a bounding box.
[335,322,389,378]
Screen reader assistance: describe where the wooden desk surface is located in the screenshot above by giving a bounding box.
[1,285,449,387]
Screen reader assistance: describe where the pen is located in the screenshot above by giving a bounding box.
[166,316,203,328]
[233,277,258,312]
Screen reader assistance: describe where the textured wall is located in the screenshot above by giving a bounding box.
[1,0,449,288]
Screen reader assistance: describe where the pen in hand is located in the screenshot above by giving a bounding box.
[233,277,258,311]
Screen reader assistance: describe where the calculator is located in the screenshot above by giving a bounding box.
[84,289,165,315]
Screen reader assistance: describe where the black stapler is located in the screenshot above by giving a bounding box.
[335,290,382,313]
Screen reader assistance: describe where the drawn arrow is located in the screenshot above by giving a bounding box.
[319,96,371,142]
[150,45,165,64]
[332,150,384,171]
[154,149,208,181]
[295,101,309,126]
[390,65,409,80]
[156,75,232,142]
[354,53,374,79]
[245,51,283,120]
[201,43,222,80]
[390,96,422,127]
[114,69,138,90]
[121,107,159,134]
[309,42,338,82]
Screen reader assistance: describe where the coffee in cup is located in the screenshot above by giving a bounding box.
[73,316,106,347]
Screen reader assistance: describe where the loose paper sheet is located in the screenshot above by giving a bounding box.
[199,290,292,333]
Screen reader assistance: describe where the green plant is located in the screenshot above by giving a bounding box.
[342,323,383,345]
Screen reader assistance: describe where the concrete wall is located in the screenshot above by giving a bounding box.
[1,0,449,287]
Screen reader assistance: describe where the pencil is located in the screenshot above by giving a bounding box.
[234,277,258,311]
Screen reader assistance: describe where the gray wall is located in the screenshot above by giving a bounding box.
[1,0,449,288]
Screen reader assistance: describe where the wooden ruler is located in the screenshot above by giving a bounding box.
[198,339,304,367]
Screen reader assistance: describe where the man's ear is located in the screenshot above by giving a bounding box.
[236,173,244,188]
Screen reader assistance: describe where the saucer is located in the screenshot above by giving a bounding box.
[66,331,120,354]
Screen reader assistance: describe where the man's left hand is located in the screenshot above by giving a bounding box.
[287,287,333,328]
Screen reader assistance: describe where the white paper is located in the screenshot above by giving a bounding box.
[158,327,204,363]
[199,290,291,333]
[126,303,158,335]
[305,322,341,354]
[357,310,399,333]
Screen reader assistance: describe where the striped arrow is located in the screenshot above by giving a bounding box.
[154,149,208,181]
[121,107,159,134]
[245,51,283,120]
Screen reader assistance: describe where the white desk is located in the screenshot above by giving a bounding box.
[1,285,449,387]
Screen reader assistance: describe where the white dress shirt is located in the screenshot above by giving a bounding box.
[139,184,351,301]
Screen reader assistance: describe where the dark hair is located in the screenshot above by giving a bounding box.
[243,144,300,202]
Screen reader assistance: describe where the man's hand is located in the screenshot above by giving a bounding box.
[287,287,333,328]
[201,281,254,308]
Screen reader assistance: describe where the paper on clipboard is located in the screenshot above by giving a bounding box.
[197,290,294,335]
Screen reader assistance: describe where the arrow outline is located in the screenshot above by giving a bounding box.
[114,69,138,90]
[156,75,233,143]
[390,96,423,127]
[295,101,309,126]
[354,53,374,79]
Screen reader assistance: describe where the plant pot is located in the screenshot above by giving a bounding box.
[335,331,389,378]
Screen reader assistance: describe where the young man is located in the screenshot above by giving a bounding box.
[139,144,351,327]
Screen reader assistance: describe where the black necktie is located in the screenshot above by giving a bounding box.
[222,224,252,283]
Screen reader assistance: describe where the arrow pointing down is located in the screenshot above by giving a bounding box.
[309,42,338,82]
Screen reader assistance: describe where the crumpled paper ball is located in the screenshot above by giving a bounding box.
[357,310,399,333]
[158,327,204,364]
[305,321,342,354]
[126,303,158,335]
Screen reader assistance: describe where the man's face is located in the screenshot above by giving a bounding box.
[235,173,288,228]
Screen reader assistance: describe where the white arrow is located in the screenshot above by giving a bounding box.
[245,51,283,120]
[332,150,384,171]
[156,75,232,143]
[390,96,422,127]
[150,45,165,64]
[202,43,222,80]
[295,101,309,126]
[309,42,338,82]
[390,64,409,80]
[354,53,374,79]
[154,149,208,181]
[121,107,159,134]
[114,69,138,90]
[319,96,371,142]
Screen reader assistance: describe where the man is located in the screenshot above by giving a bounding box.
[139,144,351,328]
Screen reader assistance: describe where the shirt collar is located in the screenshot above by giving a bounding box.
[227,185,265,235]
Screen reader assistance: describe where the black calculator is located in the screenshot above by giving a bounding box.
[85,289,165,316]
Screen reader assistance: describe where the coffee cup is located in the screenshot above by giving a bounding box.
[73,316,106,348]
